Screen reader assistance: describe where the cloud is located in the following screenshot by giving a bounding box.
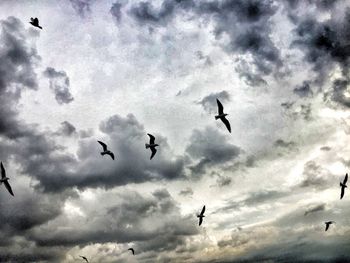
[304,203,326,216]
[293,81,313,98]
[179,187,193,196]
[197,90,230,113]
[43,67,74,105]
[110,2,123,23]
[57,121,77,137]
[69,0,94,17]
[299,161,332,189]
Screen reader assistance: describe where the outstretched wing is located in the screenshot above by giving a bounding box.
[147,133,155,144]
[217,99,224,115]
[128,248,135,255]
[198,216,203,226]
[200,205,206,215]
[97,140,108,151]
[4,181,14,196]
[344,173,348,184]
[340,186,345,199]
[107,152,115,160]
[221,117,231,133]
[150,147,157,160]
[79,256,89,263]
[1,162,5,179]
[325,223,329,231]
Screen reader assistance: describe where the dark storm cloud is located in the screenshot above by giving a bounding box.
[186,127,241,176]
[197,90,230,113]
[293,81,313,98]
[69,0,94,17]
[57,121,77,136]
[0,16,39,139]
[31,189,197,250]
[43,67,74,105]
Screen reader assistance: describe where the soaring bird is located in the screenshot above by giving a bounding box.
[29,17,42,29]
[145,133,159,160]
[79,255,89,263]
[1,162,14,196]
[215,99,231,133]
[197,205,206,226]
[97,141,115,160]
[128,248,135,255]
[340,173,348,199]
[325,221,335,231]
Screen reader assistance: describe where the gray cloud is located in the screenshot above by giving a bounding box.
[110,2,123,23]
[57,121,77,137]
[293,81,313,98]
[69,0,94,17]
[43,67,74,105]
[179,187,193,196]
[304,203,326,216]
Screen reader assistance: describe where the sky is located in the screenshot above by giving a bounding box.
[0,0,350,262]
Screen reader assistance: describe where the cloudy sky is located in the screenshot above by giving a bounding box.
[0,0,350,262]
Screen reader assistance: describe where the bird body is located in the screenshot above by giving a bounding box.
[325,221,334,231]
[340,173,348,199]
[29,17,42,29]
[1,162,14,196]
[146,134,158,160]
[215,99,231,133]
[97,141,115,160]
[197,205,206,226]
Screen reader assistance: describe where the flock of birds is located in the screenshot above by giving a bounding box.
[0,17,347,262]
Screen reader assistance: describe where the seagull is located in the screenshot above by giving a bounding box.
[325,221,335,231]
[145,133,159,160]
[97,141,115,160]
[128,248,135,255]
[215,99,231,133]
[29,17,42,29]
[1,162,14,196]
[79,255,89,263]
[340,173,348,199]
[197,205,205,226]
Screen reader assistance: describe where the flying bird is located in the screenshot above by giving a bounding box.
[1,162,14,196]
[97,141,115,160]
[29,17,42,29]
[215,99,231,133]
[340,173,348,199]
[197,205,206,226]
[145,133,159,160]
[325,221,335,231]
[79,256,89,263]
[128,248,135,255]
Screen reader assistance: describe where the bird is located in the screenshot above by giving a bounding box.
[1,162,14,196]
[325,221,335,231]
[340,173,348,199]
[145,133,159,160]
[79,256,89,263]
[128,248,135,255]
[97,141,115,160]
[29,17,42,29]
[215,99,231,133]
[197,205,206,226]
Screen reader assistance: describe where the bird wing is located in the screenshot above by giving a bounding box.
[97,140,108,151]
[147,133,155,144]
[200,205,206,215]
[4,181,14,196]
[107,152,115,160]
[199,216,203,226]
[1,162,5,179]
[344,173,348,184]
[150,147,157,160]
[341,186,345,199]
[221,117,231,133]
[128,248,135,255]
[217,99,224,115]
[325,223,329,231]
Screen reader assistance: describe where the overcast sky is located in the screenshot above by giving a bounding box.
[0,0,350,262]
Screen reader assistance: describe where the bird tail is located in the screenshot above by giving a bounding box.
[215,115,220,120]
[145,144,150,149]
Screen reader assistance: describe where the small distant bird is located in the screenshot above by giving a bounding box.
[197,205,206,226]
[79,255,89,263]
[97,141,115,160]
[325,221,335,231]
[1,162,14,196]
[29,17,42,29]
[215,99,231,133]
[128,248,135,255]
[145,133,159,160]
[340,173,348,199]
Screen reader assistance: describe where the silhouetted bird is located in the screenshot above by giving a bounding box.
[145,133,158,160]
[197,205,206,226]
[79,256,89,263]
[340,173,348,199]
[128,248,135,255]
[215,99,231,133]
[325,221,334,231]
[1,162,14,196]
[29,17,42,29]
[97,141,115,160]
